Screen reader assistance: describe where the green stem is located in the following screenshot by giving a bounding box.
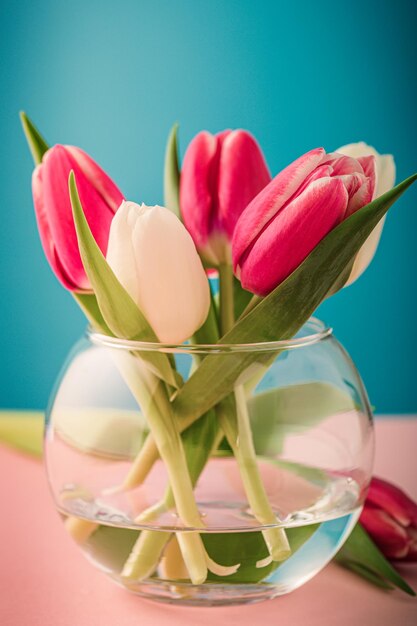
[218,264,290,561]
[221,390,291,561]
[118,435,161,491]
[239,294,263,320]
[136,426,224,523]
[114,352,208,585]
[72,292,111,334]
[127,427,225,581]
[218,263,235,335]
[116,289,220,494]
[122,531,171,581]
[119,268,289,577]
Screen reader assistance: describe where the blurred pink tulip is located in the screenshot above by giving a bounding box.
[232,148,376,296]
[360,477,417,561]
[32,145,123,290]
[180,129,271,265]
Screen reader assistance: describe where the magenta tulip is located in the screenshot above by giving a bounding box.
[180,129,271,265]
[360,477,417,561]
[232,148,376,296]
[32,145,123,290]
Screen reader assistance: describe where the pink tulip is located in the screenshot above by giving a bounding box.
[32,145,123,290]
[360,477,417,561]
[232,148,376,296]
[180,129,271,265]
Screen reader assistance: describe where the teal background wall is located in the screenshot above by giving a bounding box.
[0,0,416,412]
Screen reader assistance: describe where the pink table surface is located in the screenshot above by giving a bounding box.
[1,418,416,626]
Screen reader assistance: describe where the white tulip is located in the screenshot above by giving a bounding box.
[336,142,396,286]
[106,201,210,343]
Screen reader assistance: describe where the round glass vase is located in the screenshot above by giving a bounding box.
[45,318,374,607]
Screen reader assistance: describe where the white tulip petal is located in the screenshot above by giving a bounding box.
[376,154,396,196]
[344,217,386,286]
[336,142,377,160]
[107,202,210,343]
[335,142,395,286]
[106,201,141,305]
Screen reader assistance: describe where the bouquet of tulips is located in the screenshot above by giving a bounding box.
[21,113,416,592]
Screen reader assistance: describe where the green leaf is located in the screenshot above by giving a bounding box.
[72,292,112,334]
[173,174,417,425]
[69,171,155,340]
[85,525,139,572]
[186,298,222,482]
[233,275,254,320]
[20,111,49,165]
[326,257,355,297]
[69,171,180,389]
[339,560,394,590]
[248,382,355,455]
[192,291,220,345]
[203,523,320,583]
[159,407,221,511]
[164,123,181,218]
[182,409,219,484]
[267,458,326,484]
[335,523,416,596]
[0,412,43,457]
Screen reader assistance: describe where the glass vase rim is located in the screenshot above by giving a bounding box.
[87,317,333,354]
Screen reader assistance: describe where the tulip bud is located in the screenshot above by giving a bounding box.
[335,142,396,286]
[106,202,211,343]
[180,129,271,265]
[32,145,123,290]
[232,148,377,296]
[360,477,417,561]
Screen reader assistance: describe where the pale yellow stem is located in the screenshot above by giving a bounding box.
[160,535,189,581]
[122,530,170,580]
[114,352,208,585]
[64,517,98,544]
[219,388,291,561]
[118,435,160,491]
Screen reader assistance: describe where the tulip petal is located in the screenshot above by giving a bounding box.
[336,142,394,199]
[42,145,118,289]
[233,148,325,270]
[336,141,373,158]
[360,505,410,559]
[356,156,377,200]
[339,173,367,202]
[345,218,385,286]
[375,154,396,196]
[133,206,210,343]
[32,165,78,290]
[356,155,375,180]
[345,177,374,218]
[108,202,211,344]
[238,177,348,295]
[324,153,366,176]
[105,201,141,304]
[404,527,417,562]
[180,131,224,250]
[366,477,417,527]
[66,146,123,211]
[335,143,394,287]
[217,130,271,238]
[291,165,334,202]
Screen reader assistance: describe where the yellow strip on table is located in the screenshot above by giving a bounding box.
[0,411,43,457]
